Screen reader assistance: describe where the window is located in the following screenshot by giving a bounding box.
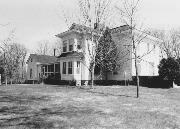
[45,66,47,72]
[149,62,155,75]
[77,39,82,49]
[113,71,118,75]
[63,40,67,52]
[30,58,33,62]
[47,64,54,73]
[68,62,72,74]
[147,43,150,52]
[76,61,80,74]
[63,62,66,74]
[69,39,74,51]
[48,65,51,72]
[30,69,33,79]
[55,64,60,73]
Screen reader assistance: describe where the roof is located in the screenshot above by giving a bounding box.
[27,54,58,64]
[56,23,103,38]
[110,25,130,34]
[110,25,162,43]
[57,51,84,59]
[56,23,161,43]
[69,23,102,33]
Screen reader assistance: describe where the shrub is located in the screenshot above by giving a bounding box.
[44,73,61,85]
[158,57,180,87]
[69,80,76,86]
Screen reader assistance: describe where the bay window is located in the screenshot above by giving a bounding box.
[63,62,66,74]
[76,61,80,74]
[68,62,72,74]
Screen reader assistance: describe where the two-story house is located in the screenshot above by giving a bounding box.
[26,23,162,84]
[108,26,162,81]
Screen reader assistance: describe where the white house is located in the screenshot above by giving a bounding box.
[108,26,162,81]
[26,23,162,83]
[26,54,59,83]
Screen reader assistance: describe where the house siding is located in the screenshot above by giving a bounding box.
[26,61,41,81]
[131,36,161,76]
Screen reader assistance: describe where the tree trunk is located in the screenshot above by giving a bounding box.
[90,71,93,88]
[10,78,12,85]
[5,76,7,86]
[100,68,103,80]
[105,71,108,81]
[135,55,140,98]
[90,65,95,89]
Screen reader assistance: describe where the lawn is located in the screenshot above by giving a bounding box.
[0,84,180,129]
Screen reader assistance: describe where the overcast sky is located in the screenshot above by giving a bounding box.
[0,0,180,52]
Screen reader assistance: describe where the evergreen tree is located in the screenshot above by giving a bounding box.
[95,27,119,80]
[158,57,180,87]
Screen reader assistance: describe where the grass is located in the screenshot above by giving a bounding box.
[0,84,180,129]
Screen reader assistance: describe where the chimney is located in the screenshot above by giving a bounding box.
[54,49,56,56]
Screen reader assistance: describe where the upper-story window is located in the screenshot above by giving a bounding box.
[77,39,82,49]
[69,39,74,51]
[147,43,150,52]
[30,69,33,79]
[63,40,67,52]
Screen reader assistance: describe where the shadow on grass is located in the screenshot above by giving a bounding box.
[0,93,49,104]
[0,91,105,129]
[0,105,104,129]
[86,89,136,98]
[0,93,55,128]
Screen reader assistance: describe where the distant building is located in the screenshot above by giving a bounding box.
[26,23,162,83]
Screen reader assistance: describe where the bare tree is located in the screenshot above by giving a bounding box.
[35,40,51,55]
[77,0,112,87]
[35,39,61,56]
[146,28,180,59]
[0,30,27,84]
[51,38,62,56]
[115,0,158,98]
[60,0,111,87]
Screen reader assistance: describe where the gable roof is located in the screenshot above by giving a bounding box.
[27,54,58,64]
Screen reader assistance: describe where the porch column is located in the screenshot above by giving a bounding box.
[47,65,48,76]
[54,64,55,74]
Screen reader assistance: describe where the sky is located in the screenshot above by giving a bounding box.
[0,0,180,52]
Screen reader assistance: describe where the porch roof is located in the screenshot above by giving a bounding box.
[27,54,58,64]
[57,51,84,59]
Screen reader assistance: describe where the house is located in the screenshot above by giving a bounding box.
[26,23,162,84]
[108,26,162,81]
[26,54,59,83]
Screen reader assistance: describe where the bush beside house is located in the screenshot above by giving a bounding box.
[158,57,180,88]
